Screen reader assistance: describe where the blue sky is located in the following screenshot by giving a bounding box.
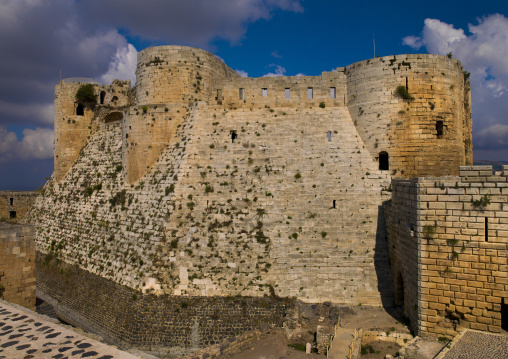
[1,0,507,190]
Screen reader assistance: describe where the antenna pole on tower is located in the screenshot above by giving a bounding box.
[373,28,376,58]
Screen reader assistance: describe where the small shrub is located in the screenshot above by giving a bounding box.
[319,102,325,108]
[142,105,148,114]
[75,84,96,103]
[204,184,214,193]
[471,194,491,211]
[288,343,306,351]
[294,172,302,180]
[395,85,414,101]
[321,232,327,238]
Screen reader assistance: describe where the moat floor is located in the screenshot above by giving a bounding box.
[0,300,150,359]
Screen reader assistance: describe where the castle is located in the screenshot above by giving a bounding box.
[23,46,506,356]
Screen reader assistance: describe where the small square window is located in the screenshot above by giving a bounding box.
[330,87,336,99]
[262,88,267,96]
[308,87,313,99]
[285,88,290,99]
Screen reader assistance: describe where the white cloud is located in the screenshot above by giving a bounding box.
[271,51,282,59]
[263,65,286,77]
[403,14,508,158]
[236,69,249,77]
[0,127,54,163]
[101,43,138,84]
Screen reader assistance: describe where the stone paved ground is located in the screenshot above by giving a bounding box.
[437,330,508,359]
[0,300,146,359]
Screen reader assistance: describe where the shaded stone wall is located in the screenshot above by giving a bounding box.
[0,223,35,310]
[36,253,288,357]
[386,165,508,337]
[0,191,38,221]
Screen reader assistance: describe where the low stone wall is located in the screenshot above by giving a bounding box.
[181,329,264,359]
[0,222,35,309]
[36,252,290,357]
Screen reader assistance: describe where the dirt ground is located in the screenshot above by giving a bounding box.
[222,329,321,359]
[226,306,446,359]
[360,341,402,358]
[338,306,408,332]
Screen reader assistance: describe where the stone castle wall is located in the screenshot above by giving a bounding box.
[26,46,477,350]
[37,254,288,358]
[385,165,508,336]
[0,223,35,310]
[0,191,38,221]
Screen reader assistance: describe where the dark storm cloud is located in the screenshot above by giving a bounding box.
[76,0,303,47]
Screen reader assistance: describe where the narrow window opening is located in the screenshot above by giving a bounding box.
[216,89,223,104]
[379,152,389,171]
[405,77,408,91]
[231,130,237,143]
[111,96,119,104]
[330,87,336,99]
[285,88,290,99]
[308,87,313,99]
[239,88,245,100]
[100,91,106,104]
[332,200,336,209]
[10,198,13,206]
[436,121,444,138]
[501,299,508,331]
[327,131,332,142]
[76,104,84,116]
[485,217,489,242]
[431,85,433,90]
[262,88,267,96]
[9,211,16,219]
[129,126,131,130]
[207,200,209,208]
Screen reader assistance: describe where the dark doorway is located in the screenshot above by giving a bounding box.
[76,104,84,116]
[436,121,444,138]
[332,200,336,209]
[379,152,389,171]
[10,198,13,206]
[394,272,404,307]
[104,111,123,123]
[9,211,16,219]
[231,130,237,143]
[100,91,106,104]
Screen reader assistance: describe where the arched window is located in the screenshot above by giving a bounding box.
[111,96,119,104]
[76,104,84,116]
[379,151,389,171]
[100,91,106,104]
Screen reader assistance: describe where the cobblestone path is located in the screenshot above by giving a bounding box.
[0,301,140,359]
